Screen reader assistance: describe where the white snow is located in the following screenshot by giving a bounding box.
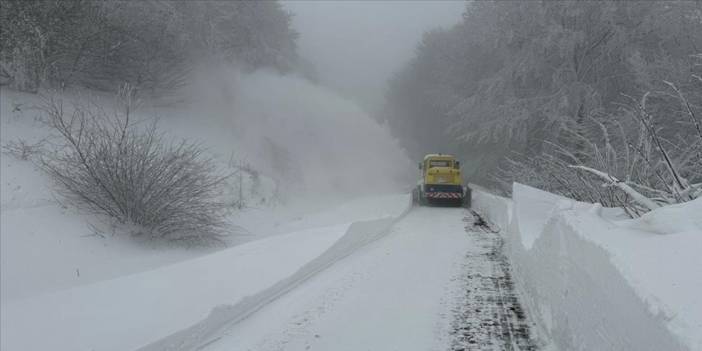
[473,183,702,351]
[198,207,472,351]
[1,70,414,351]
[1,223,349,351]
[1,89,218,301]
[0,68,412,303]
[232,193,412,240]
[620,197,702,235]
[4,72,701,351]
[2,195,413,351]
[511,183,575,249]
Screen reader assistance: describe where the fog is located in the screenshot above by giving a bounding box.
[171,2,468,200]
[176,64,414,201]
[282,0,465,111]
[0,0,468,202]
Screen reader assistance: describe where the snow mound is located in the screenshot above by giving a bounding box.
[1,224,349,351]
[620,197,702,235]
[473,184,701,351]
[511,183,582,249]
[1,196,412,351]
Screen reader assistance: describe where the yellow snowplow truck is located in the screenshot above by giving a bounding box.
[412,154,470,207]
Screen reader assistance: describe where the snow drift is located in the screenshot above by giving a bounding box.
[0,224,348,351]
[0,196,411,351]
[140,196,412,351]
[473,184,702,351]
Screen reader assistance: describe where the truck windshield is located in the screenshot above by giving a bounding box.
[428,160,451,168]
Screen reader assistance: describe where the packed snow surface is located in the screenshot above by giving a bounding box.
[200,206,473,351]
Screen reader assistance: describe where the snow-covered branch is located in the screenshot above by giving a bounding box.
[569,165,661,211]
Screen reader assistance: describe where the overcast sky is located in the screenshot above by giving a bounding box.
[282,0,465,111]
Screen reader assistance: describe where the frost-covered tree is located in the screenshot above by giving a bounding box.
[0,0,298,94]
[0,0,103,91]
[383,0,702,192]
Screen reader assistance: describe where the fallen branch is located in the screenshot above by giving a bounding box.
[569,165,661,211]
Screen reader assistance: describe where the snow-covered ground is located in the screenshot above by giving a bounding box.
[4,78,700,351]
[2,191,413,351]
[1,89,215,301]
[0,67,421,351]
[5,191,500,351]
[2,223,351,351]
[0,69,412,302]
[473,184,702,351]
[4,187,539,351]
[184,206,470,351]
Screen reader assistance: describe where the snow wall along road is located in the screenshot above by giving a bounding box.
[472,183,702,351]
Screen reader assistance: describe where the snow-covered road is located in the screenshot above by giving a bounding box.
[195,207,536,351]
[201,206,470,351]
[3,196,539,351]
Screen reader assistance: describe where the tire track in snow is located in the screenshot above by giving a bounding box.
[137,200,413,351]
[201,206,471,351]
[449,210,538,351]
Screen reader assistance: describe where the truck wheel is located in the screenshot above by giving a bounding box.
[419,191,428,206]
[463,187,472,208]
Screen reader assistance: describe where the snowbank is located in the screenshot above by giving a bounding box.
[1,224,348,351]
[470,183,512,231]
[1,196,412,351]
[232,193,412,240]
[473,184,701,351]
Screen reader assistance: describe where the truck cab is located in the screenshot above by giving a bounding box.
[413,154,470,206]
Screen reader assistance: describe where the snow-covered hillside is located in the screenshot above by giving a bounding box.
[0,69,412,304]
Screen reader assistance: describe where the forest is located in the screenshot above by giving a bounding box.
[383,1,702,214]
[0,0,298,94]
[2,0,700,222]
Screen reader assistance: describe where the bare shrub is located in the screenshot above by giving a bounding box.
[501,80,701,217]
[2,138,46,161]
[225,155,263,210]
[39,87,229,245]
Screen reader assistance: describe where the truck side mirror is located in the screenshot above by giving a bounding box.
[455,161,460,169]
[418,162,423,170]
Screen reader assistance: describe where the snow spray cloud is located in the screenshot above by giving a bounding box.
[184,63,413,200]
